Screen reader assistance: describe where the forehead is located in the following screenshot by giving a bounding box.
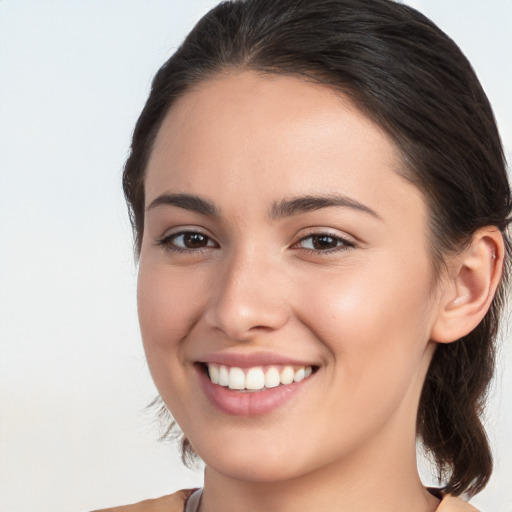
[145,71,425,224]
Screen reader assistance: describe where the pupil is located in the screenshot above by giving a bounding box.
[313,235,337,250]
[184,233,207,248]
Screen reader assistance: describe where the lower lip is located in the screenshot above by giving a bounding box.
[197,366,311,416]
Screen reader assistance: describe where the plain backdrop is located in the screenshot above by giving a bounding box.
[0,1,510,511]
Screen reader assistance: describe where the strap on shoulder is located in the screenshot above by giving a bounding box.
[436,494,479,512]
[91,488,196,512]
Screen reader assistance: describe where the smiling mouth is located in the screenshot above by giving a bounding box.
[201,363,315,392]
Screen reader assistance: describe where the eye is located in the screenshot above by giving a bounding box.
[293,233,355,253]
[157,231,218,252]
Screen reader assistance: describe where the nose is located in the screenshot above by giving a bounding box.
[203,250,290,341]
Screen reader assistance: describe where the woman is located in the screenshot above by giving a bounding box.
[96,0,511,510]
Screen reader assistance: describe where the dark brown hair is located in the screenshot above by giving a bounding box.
[124,0,511,497]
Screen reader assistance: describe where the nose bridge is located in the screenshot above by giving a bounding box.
[205,244,289,339]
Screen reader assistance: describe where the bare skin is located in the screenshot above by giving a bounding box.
[137,72,502,512]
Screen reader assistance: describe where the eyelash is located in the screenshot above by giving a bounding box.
[156,231,218,254]
[156,231,355,255]
[292,232,356,254]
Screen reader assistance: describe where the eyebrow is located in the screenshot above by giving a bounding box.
[146,193,219,216]
[146,192,380,221]
[269,194,381,220]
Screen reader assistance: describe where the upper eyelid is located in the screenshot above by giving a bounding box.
[159,226,215,240]
[294,228,357,243]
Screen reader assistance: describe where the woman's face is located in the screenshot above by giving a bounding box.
[138,72,443,483]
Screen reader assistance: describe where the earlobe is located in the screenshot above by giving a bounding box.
[430,227,504,344]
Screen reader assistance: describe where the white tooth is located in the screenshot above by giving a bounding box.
[265,367,281,388]
[294,367,306,382]
[219,365,229,387]
[280,366,294,385]
[228,367,245,390]
[208,363,220,384]
[246,367,265,390]
[305,366,312,378]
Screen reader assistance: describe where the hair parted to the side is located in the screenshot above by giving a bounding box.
[125,0,511,497]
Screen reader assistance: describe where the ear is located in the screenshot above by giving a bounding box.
[430,227,505,344]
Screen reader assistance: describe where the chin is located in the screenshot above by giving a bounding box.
[207,456,306,484]
[196,437,312,484]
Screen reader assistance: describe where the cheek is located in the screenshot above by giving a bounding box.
[137,261,205,362]
[295,255,435,392]
[136,261,212,421]
[299,256,431,334]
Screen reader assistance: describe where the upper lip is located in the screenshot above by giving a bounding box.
[198,351,317,368]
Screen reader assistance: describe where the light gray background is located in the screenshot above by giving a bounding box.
[0,1,510,511]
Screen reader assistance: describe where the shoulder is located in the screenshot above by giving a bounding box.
[91,489,196,512]
[91,489,479,512]
[436,494,480,512]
